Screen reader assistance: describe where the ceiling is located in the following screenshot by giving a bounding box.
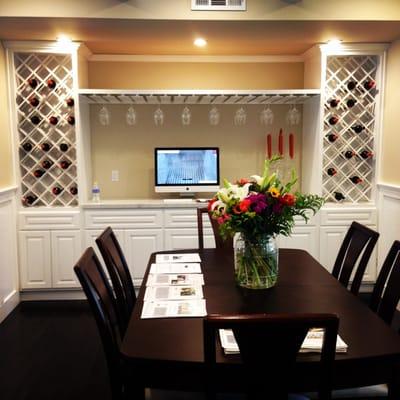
[1,17,400,55]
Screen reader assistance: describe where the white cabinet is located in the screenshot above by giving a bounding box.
[279,226,319,260]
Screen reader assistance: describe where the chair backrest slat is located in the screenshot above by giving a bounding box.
[332,221,379,295]
[96,227,136,335]
[370,240,400,326]
[204,313,339,399]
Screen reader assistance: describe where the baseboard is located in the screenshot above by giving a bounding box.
[20,289,86,301]
[0,290,20,324]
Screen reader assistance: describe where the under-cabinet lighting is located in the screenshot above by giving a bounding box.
[194,38,207,47]
[325,39,343,52]
[56,35,73,51]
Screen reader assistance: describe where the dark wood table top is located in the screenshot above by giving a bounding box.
[121,248,400,391]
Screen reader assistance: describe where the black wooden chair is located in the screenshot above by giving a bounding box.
[197,207,233,251]
[96,226,136,335]
[203,313,339,400]
[370,240,400,327]
[74,247,143,400]
[332,221,379,295]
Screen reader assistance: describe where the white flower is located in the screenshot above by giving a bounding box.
[217,182,251,203]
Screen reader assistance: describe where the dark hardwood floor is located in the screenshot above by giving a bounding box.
[0,301,111,400]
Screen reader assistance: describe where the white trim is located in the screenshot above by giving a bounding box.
[88,54,304,63]
[20,290,86,301]
[0,290,19,324]
[3,40,81,55]
[377,182,400,193]
[0,186,17,203]
[320,43,389,57]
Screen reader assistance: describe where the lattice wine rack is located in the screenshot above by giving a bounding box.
[323,55,379,203]
[14,52,78,207]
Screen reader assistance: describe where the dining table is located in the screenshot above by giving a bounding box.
[120,248,400,397]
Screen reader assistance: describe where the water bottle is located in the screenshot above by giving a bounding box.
[92,181,100,202]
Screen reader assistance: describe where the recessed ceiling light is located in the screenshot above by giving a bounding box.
[194,38,207,48]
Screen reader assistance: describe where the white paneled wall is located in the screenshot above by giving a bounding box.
[0,187,19,323]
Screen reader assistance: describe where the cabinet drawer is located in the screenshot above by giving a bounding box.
[84,209,163,229]
[320,207,377,226]
[164,208,212,229]
[19,210,81,230]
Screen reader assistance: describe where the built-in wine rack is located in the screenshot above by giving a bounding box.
[14,52,78,207]
[323,55,378,203]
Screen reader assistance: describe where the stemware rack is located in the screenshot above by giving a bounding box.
[13,51,78,207]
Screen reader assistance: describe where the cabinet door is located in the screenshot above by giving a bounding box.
[279,226,319,260]
[164,228,215,250]
[124,229,163,284]
[319,226,377,282]
[19,231,51,289]
[51,230,82,288]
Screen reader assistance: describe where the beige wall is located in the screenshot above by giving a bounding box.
[0,42,13,188]
[381,38,400,185]
[88,61,304,90]
[90,104,302,199]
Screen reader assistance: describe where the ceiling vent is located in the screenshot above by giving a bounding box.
[191,0,246,11]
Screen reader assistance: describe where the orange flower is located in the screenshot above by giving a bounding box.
[236,178,249,186]
[268,187,280,198]
[281,193,296,206]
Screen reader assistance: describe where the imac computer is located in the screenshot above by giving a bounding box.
[155,147,220,198]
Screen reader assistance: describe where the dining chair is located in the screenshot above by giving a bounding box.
[203,313,339,400]
[332,221,379,295]
[74,247,143,400]
[369,240,400,326]
[96,226,136,335]
[197,207,233,250]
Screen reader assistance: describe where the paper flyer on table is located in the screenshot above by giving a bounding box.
[141,299,207,319]
[155,253,201,263]
[146,273,204,287]
[219,328,348,355]
[149,263,202,274]
[144,285,204,301]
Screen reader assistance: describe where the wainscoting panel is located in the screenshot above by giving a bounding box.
[0,186,19,323]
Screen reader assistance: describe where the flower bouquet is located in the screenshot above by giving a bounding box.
[208,156,324,289]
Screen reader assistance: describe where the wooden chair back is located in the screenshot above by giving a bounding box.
[369,240,400,326]
[204,313,339,399]
[74,247,124,400]
[332,221,379,295]
[197,207,233,250]
[96,226,136,335]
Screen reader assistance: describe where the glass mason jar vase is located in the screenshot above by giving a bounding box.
[234,234,278,289]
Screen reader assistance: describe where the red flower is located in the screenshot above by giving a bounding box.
[280,193,296,206]
[239,199,251,212]
[236,178,249,186]
[207,198,217,211]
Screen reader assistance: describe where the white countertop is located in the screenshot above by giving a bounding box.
[80,199,211,209]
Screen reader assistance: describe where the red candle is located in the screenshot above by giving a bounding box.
[266,133,272,159]
[289,133,294,159]
[278,129,284,156]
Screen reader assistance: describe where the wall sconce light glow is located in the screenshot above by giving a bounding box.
[194,38,207,47]
[325,39,343,51]
[56,35,73,50]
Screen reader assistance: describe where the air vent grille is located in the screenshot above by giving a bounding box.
[191,0,246,11]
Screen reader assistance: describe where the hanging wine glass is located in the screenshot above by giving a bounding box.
[181,107,191,126]
[154,107,164,126]
[286,104,301,126]
[260,105,274,125]
[234,107,247,126]
[99,106,110,126]
[126,106,137,126]
[209,106,220,126]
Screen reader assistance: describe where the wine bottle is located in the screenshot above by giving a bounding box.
[29,96,40,107]
[49,116,58,125]
[47,79,56,89]
[350,176,363,184]
[352,125,365,134]
[52,186,63,195]
[344,150,355,159]
[360,150,373,159]
[327,133,338,143]
[23,194,37,206]
[70,186,78,195]
[334,192,345,201]
[59,160,70,169]
[33,169,45,178]
[328,99,340,108]
[59,143,69,152]
[363,79,376,90]
[40,142,51,152]
[66,98,74,107]
[67,115,75,125]
[328,115,339,125]
[346,99,357,108]
[41,159,53,169]
[30,115,40,125]
[327,167,337,176]
[28,78,38,89]
[347,81,357,90]
[22,142,33,152]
